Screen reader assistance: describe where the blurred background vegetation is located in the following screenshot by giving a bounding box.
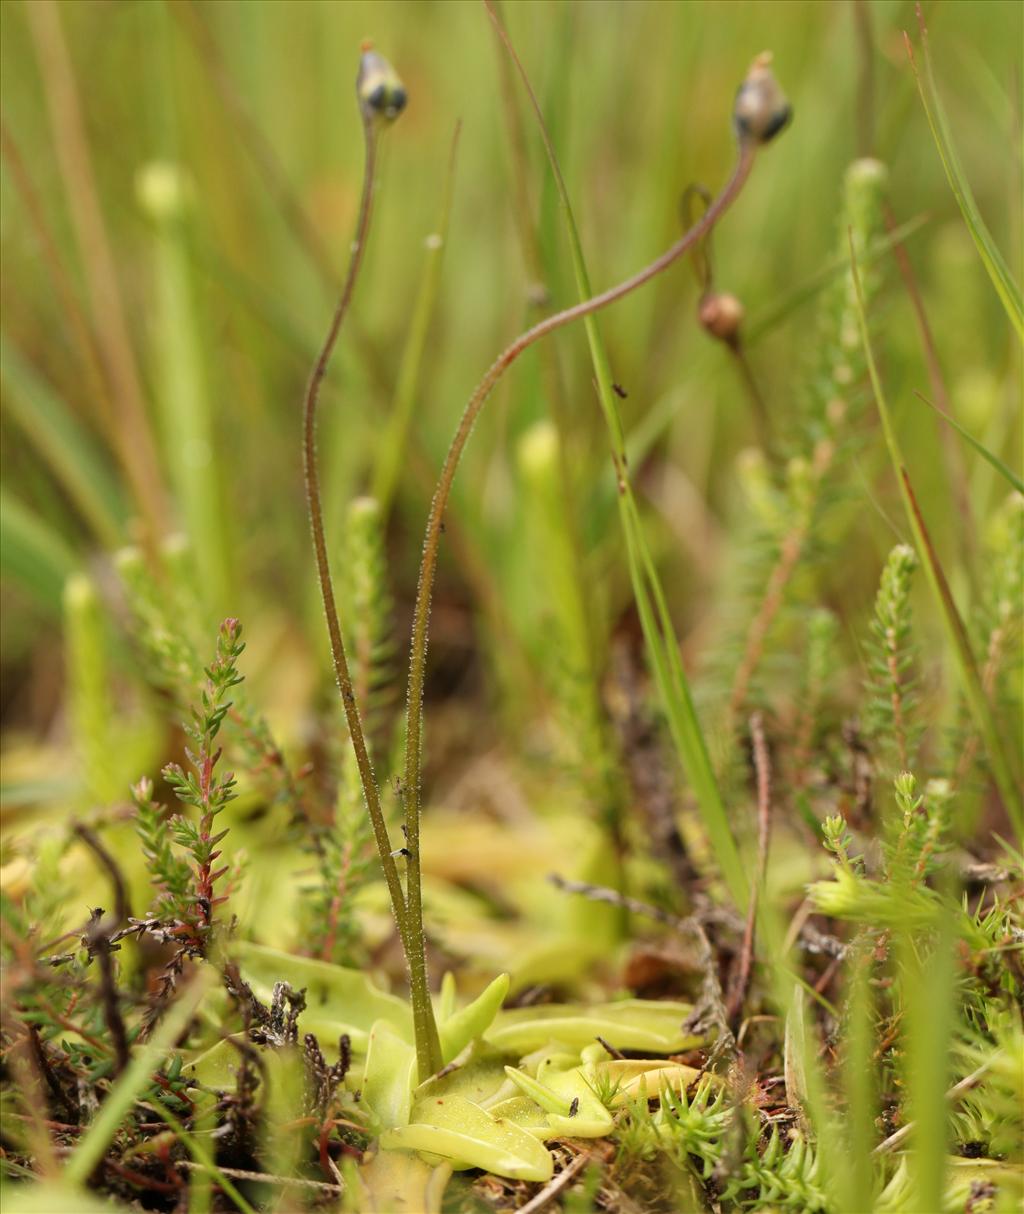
[1,0,1020,949]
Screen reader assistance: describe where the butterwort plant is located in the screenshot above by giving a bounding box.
[304,42,790,1081]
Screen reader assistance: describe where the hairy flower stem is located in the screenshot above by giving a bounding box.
[403,145,759,1011]
[301,123,415,998]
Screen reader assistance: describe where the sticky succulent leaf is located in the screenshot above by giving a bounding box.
[438,972,510,1063]
[596,1059,703,1107]
[181,1036,245,1090]
[484,1096,551,1138]
[363,1020,418,1130]
[488,998,700,1054]
[0,1186,130,1214]
[358,1149,450,1214]
[503,1065,571,1117]
[520,1057,615,1138]
[416,1042,513,1108]
[380,1094,554,1182]
[504,1058,615,1138]
[437,971,458,1024]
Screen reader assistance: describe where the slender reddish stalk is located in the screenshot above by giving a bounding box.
[301,121,410,953]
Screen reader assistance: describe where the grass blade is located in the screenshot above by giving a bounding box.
[0,491,77,615]
[842,946,878,1213]
[904,9,1022,339]
[900,902,956,1212]
[1,338,126,549]
[914,390,1023,495]
[850,238,1023,834]
[744,213,927,344]
[486,1,747,908]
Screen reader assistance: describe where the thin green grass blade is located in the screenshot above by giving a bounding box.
[1,337,125,549]
[624,493,744,899]
[904,19,1022,339]
[744,213,928,344]
[757,897,847,1207]
[850,240,1023,835]
[842,945,877,1213]
[914,391,1023,495]
[900,900,957,1213]
[0,491,77,614]
[63,968,215,1189]
[487,3,746,908]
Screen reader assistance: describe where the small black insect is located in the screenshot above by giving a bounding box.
[568,1097,579,1117]
[612,382,628,399]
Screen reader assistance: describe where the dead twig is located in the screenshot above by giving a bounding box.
[177,1160,343,1193]
[515,1151,591,1214]
[548,874,690,933]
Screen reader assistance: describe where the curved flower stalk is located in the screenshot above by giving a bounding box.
[400,48,791,1074]
[301,45,428,1055]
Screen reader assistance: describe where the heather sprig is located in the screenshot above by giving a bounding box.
[810,766,960,951]
[341,496,396,753]
[119,541,307,834]
[302,736,376,967]
[790,608,840,800]
[888,771,953,886]
[159,618,245,938]
[131,776,193,923]
[866,545,922,777]
[116,541,203,702]
[821,812,861,874]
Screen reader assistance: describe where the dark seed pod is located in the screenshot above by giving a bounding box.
[734,52,791,145]
[357,42,407,123]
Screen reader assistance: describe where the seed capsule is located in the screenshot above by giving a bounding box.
[357,43,407,123]
[698,291,745,344]
[734,52,791,145]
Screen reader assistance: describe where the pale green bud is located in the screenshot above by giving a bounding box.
[135,160,194,223]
